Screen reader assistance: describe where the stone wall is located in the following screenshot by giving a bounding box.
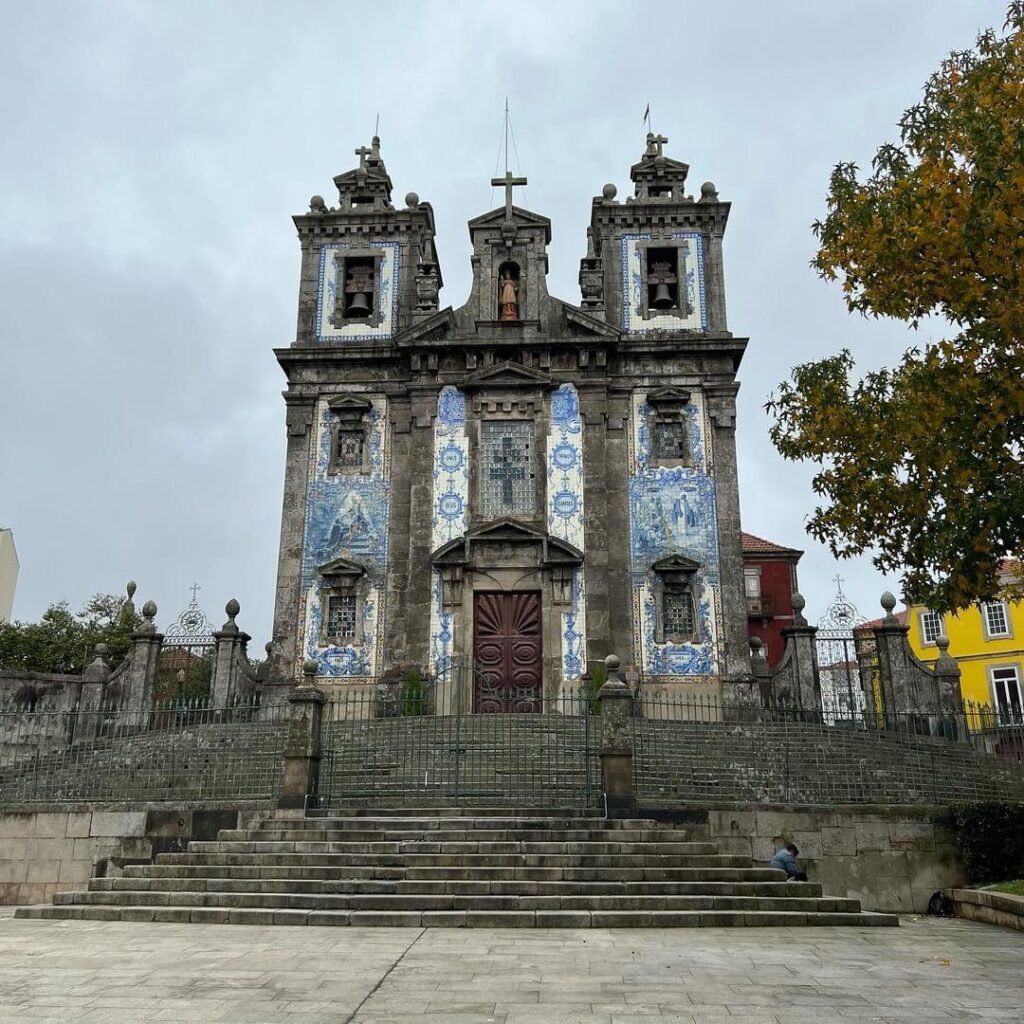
[0,804,264,905]
[643,802,967,914]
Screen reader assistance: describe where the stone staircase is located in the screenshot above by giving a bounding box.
[16,807,898,927]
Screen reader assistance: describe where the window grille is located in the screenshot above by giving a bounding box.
[326,595,357,644]
[335,429,364,470]
[480,421,535,517]
[652,420,688,462]
[920,610,944,645]
[663,590,696,639]
[983,601,1010,638]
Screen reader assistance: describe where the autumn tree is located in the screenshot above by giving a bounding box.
[768,3,1024,611]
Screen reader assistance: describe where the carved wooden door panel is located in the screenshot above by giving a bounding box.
[472,592,542,713]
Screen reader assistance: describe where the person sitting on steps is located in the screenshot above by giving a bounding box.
[770,842,808,882]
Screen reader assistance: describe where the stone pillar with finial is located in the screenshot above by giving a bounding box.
[872,591,913,716]
[79,643,110,714]
[932,635,964,716]
[124,600,164,715]
[596,654,636,817]
[749,636,771,705]
[779,592,822,715]
[210,599,253,706]
[277,660,327,813]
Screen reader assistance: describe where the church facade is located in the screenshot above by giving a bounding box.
[270,134,750,707]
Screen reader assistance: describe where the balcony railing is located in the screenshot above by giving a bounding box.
[746,593,775,617]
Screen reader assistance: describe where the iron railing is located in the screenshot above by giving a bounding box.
[0,697,287,805]
[317,664,599,808]
[630,691,1024,805]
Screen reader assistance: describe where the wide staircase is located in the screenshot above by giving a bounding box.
[16,807,897,927]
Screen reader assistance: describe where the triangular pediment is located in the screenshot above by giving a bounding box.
[317,556,367,579]
[396,307,455,346]
[647,386,692,407]
[560,303,619,338]
[652,554,701,574]
[461,360,553,391]
[327,394,373,414]
[468,205,552,241]
[431,518,583,568]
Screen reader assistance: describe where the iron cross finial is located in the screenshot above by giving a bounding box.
[490,170,528,220]
[189,582,202,603]
[354,144,372,171]
[832,573,846,594]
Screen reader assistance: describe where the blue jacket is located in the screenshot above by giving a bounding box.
[770,848,799,876]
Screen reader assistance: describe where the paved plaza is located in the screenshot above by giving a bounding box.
[0,915,1022,1023]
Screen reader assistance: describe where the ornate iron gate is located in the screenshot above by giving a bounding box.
[157,585,215,701]
[317,658,597,808]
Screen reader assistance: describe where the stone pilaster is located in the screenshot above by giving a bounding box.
[270,397,314,683]
[933,636,965,715]
[706,385,750,687]
[872,591,921,715]
[780,593,822,713]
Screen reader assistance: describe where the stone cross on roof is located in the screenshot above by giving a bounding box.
[645,132,669,158]
[354,145,372,171]
[491,170,528,220]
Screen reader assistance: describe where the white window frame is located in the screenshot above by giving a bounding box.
[918,609,946,646]
[981,600,1012,640]
[989,664,1023,723]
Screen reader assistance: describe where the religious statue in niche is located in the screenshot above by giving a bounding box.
[499,270,519,321]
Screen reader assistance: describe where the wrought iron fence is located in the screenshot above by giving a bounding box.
[0,697,288,805]
[317,661,599,808]
[630,691,1024,805]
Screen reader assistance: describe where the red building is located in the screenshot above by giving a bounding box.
[742,532,803,667]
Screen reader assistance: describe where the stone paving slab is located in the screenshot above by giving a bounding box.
[0,915,1021,1022]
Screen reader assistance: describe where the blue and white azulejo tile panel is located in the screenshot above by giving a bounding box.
[431,387,468,550]
[299,395,390,679]
[627,389,721,678]
[429,570,455,677]
[546,384,587,681]
[315,241,400,343]
[620,233,706,334]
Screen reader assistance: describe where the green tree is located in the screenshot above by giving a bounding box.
[768,4,1024,611]
[0,593,142,673]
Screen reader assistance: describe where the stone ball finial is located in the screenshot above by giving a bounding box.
[404,191,419,208]
[126,581,137,600]
[302,659,318,679]
[602,183,617,201]
[604,653,621,673]
[225,598,240,619]
[791,592,806,613]
[265,641,273,656]
[95,643,109,656]
[936,635,950,654]
[880,591,897,612]
[749,636,763,651]
[309,194,326,213]
[142,600,157,619]
[700,180,718,200]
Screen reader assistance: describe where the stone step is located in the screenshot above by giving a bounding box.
[15,904,899,927]
[277,815,626,830]
[199,839,716,856]
[163,850,744,868]
[54,889,865,914]
[306,807,601,819]
[221,828,689,844]
[91,876,824,898]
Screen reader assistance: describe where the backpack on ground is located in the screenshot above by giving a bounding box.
[926,890,954,917]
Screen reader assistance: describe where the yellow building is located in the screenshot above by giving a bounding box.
[906,560,1023,723]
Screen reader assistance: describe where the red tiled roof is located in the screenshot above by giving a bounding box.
[859,610,908,629]
[741,532,803,556]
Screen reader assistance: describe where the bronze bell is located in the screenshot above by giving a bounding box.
[346,292,372,316]
[651,282,675,309]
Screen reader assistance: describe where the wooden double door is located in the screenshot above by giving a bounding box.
[472,591,543,713]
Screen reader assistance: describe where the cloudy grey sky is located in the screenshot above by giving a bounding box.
[0,0,998,645]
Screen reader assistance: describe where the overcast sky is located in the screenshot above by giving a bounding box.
[0,0,999,646]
